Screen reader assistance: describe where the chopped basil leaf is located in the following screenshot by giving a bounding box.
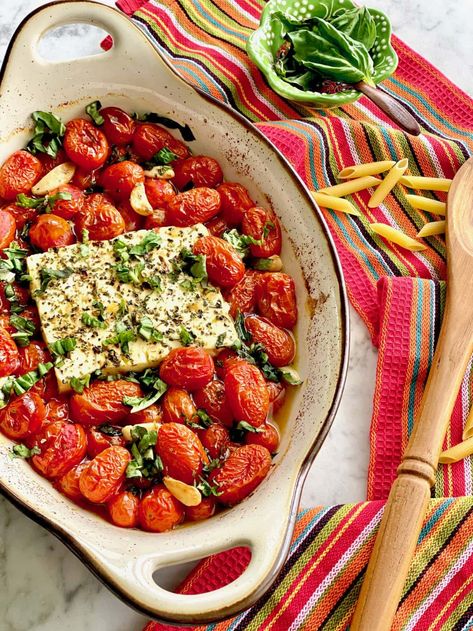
[215,333,226,348]
[0,242,29,282]
[1,361,54,404]
[10,314,36,348]
[26,111,66,158]
[10,444,41,459]
[49,337,77,357]
[123,373,167,414]
[97,423,123,437]
[144,147,178,169]
[115,261,145,285]
[235,421,264,433]
[196,409,212,428]
[234,311,251,343]
[138,316,163,342]
[279,366,303,385]
[125,425,164,479]
[104,321,137,354]
[85,100,104,125]
[222,229,262,258]
[70,374,91,394]
[35,267,74,295]
[179,326,196,346]
[132,112,195,141]
[202,457,221,474]
[4,284,25,315]
[81,311,106,329]
[128,232,162,257]
[196,478,222,497]
[16,193,44,209]
[180,248,207,283]
[16,191,73,214]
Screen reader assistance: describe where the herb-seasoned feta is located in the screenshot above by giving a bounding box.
[27,225,238,392]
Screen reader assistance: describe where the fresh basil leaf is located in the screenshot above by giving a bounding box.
[144,147,178,169]
[26,111,66,158]
[235,421,263,433]
[179,326,196,347]
[138,316,163,342]
[81,311,106,329]
[180,248,208,283]
[234,311,251,343]
[49,337,77,357]
[128,232,162,257]
[104,321,136,354]
[222,229,262,258]
[331,6,376,50]
[196,478,222,497]
[2,361,54,402]
[123,377,167,414]
[279,366,303,385]
[10,314,36,347]
[70,374,91,394]
[10,444,41,459]
[15,193,44,209]
[85,100,104,125]
[35,267,74,295]
[133,112,195,141]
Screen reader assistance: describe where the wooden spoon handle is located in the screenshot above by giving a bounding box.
[356,80,421,136]
[351,296,473,630]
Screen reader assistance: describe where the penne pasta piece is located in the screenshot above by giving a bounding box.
[463,407,473,440]
[338,161,396,180]
[439,437,473,464]
[400,175,452,192]
[368,158,409,208]
[311,191,361,216]
[417,220,446,238]
[406,194,446,216]
[370,223,427,251]
[317,176,381,198]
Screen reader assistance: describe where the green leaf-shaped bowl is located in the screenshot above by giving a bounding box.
[247,0,398,108]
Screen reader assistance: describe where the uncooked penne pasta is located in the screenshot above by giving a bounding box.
[400,175,452,192]
[311,192,361,216]
[406,194,446,216]
[463,407,473,440]
[317,176,380,198]
[439,437,473,464]
[368,158,409,208]
[338,161,396,180]
[370,223,427,251]
[417,220,446,238]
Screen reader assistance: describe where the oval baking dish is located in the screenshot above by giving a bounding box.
[0,1,348,625]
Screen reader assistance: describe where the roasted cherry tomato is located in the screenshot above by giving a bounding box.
[31,420,87,479]
[0,208,16,249]
[266,380,286,414]
[224,270,261,319]
[99,161,144,200]
[0,327,20,376]
[128,404,162,425]
[86,426,126,459]
[71,168,100,191]
[139,484,184,532]
[29,213,75,250]
[198,422,230,460]
[2,202,37,230]
[193,380,233,427]
[144,178,176,208]
[256,272,298,329]
[0,150,42,201]
[117,200,144,232]
[45,398,70,423]
[224,360,269,427]
[157,422,208,484]
[245,422,280,453]
[144,208,167,229]
[64,119,110,171]
[108,491,140,528]
[17,341,50,375]
[79,445,130,503]
[101,107,136,145]
[162,387,197,424]
[185,496,216,522]
[166,188,221,227]
[241,206,282,258]
[38,149,67,175]
[193,236,245,288]
[172,156,223,190]
[0,392,46,440]
[75,193,125,241]
[217,182,254,227]
[244,315,295,367]
[132,124,189,161]
[214,348,240,380]
[160,347,215,391]
[70,380,144,425]
[205,214,229,237]
[48,184,85,220]
[56,461,88,501]
[209,444,271,505]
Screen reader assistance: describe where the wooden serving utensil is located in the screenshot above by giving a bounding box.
[355,80,421,136]
[351,157,473,630]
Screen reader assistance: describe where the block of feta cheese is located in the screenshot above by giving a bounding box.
[27,225,238,392]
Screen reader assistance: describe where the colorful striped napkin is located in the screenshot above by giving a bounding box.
[106,0,473,627]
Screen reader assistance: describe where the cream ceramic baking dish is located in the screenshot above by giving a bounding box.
[0,1,348,625]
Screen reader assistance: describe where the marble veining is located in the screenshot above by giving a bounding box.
[0,0,470,629]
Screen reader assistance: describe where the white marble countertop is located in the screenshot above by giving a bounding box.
[0,1,471,629]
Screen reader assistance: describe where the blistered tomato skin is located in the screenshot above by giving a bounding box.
[132,124,189,161]
[209,444,272,505]
[166,188,221,227]
[56,462,88,501]
[0,209,16,249]
[161,387,197,424]
[244,315,295,367]
[29,214,75,250]
[256,272,298,330]
[139,485,185,532]
[64,119,110,171]
[217,182,254,227]
[0,151,42,201]
[0,327,20,376]
[266,380,286,414]
[108,491,140,528]
[75,193,126,241]
[86,427,126,459]
[31,421,87,480]
[45,398,70,423]
[245,423,280,453]
[224,360,270,427]
[79,446,131,503]
[172,156,223,190]
[193,380,233,427]
[205,214,229,237]
[158,422,208,484]
[48,184,85,220]
[225,270,261,319]
[160,347,215,391]
[0,392,46,440]
[118,200,144,232]
[99,161,145,200]
[144,178,176,209]
[242,206,282,258]
[198,422,231,460]
[70,380,144,425]
[193,236,245,288]
[101,107,136,145]
[185,496,216,522]
[128,404,162,425]
[17,341,50,375]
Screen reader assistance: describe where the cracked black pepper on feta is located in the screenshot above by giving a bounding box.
[26,225,238,392]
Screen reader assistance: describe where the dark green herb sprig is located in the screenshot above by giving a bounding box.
[125,425,163,479]
[26,111,66,159]
[186,408,213,430]
[132,112,195,142]
[123,369,167,413]
[85,100,104,126]
[97,424,123,437]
